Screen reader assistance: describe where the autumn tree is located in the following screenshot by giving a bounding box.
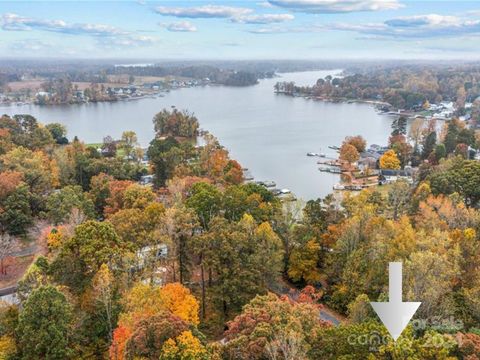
[122,183,156,210]
[110,282,200,360]
[153,109,199,138]
[344,135,366,153]
[89,173,114,215]
[160,330,209,360]
[339,143,359,164]
[103,180,134,216]
[288,239,322,285]
[379,149,401,170]
[387,180,411,220]
[0,114,54,150]
[92,264,117,342]
[108,202,164,249]
[0,171,23,199]
[457,332,480,359]
[1,147,58,194]
[0,302,18,359]
[125,313,189,359]
[224,293,326,360]
[389,134,412,167]
[0,128,14,155]
[347,294,375,324]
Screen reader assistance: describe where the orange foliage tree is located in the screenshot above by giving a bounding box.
[109,282,200,359]
[339,143,359,164]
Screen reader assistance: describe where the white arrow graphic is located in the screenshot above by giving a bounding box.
[370,262,421,341]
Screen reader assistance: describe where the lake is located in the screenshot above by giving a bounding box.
[1,70,393,201]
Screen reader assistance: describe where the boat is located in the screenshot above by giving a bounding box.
[329,168,342,174]
[328,145,341,151]
[319,153,326,158]
[333,183,345,190]
[244,171,254,181]
[271,188,291,196]
[256,180,276,188]
[318,166,330,172]
[345,185,363,191]
[262,180,276,188]
[307,152,319,157]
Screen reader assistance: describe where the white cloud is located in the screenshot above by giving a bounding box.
[155,5,253,19]
[165,21,197,32]
[1,13,158,48]
[328,14,480,39]
[233,13,294,24]
[1,13,124,36]
[268,0,403,13]
[257,1,275,8]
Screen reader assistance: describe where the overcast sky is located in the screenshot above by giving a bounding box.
[1,1,480,60]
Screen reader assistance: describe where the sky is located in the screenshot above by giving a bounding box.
[1,0,480,60]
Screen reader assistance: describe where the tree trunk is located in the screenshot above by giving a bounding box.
[200,263,206,320]
[172,260,176,282]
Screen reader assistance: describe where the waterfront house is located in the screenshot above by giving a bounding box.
[379,168,415,185]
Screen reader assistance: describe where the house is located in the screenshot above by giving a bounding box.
[140,175,154,185]
[378,168,415,185]
[134,244,168,270]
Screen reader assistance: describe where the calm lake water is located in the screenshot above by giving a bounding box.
[1,70,393,201]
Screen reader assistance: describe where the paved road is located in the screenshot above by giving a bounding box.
[319,309,341,325]
[11,244,39,257]
[0,285,17,297]
[0,285,18,305]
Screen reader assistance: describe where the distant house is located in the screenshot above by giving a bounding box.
[379,168,415,185]
[358,156,378,170]
[140,175,154,185]
[35,91,50,98]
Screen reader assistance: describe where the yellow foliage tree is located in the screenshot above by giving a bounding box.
[161,283,200,326]
[379,149,401,170]
[46,226,67,250]
[287,239,322,284]
[111,282,200,359]
[0,335,16,360]
[160,331,209,360]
